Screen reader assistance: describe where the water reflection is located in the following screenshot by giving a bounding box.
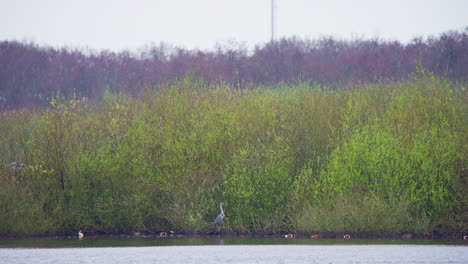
[213,238,224,245]
[0,236,465,248]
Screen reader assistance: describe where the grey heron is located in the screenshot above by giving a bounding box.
[213,203,224,226]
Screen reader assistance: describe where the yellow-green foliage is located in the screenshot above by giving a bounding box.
[0,73,466,235]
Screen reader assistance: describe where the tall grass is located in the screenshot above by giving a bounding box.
[0,72,466,235]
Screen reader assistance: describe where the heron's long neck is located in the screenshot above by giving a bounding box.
[220,204,224,215]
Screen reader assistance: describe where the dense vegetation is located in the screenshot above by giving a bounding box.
[1,70,466,236]
[1,30,467,108]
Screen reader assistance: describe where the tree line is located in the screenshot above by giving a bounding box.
[1,30,466,108]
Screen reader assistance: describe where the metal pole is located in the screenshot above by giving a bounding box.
[271,0,275,42]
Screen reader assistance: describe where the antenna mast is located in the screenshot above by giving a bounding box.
[271,0,277,42]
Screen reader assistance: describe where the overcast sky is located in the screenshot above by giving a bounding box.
[1,0,467,52]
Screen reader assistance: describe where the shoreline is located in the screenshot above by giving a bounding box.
[1,231,466,241]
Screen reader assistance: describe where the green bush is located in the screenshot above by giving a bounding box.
[0,74,465,235]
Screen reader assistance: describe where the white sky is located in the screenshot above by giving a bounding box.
[1,0,467,52]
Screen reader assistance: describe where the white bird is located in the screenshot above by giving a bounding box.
[78,230,84,238]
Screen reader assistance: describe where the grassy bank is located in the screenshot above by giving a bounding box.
[0,71,466,236]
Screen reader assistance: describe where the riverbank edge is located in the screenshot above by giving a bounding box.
[1,230,466,241]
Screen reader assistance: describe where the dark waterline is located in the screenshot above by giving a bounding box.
[0,236,465,248]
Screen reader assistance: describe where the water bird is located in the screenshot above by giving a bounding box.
[9,162,18,169]
[284,234,293,238]
[310,234,321,239]
[343,234,351,239]
[402,233,413,239]
[78,230,84,238]
[9,162,26,170]
[213,203,224,226]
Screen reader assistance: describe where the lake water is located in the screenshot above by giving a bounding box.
[0,237,466,264]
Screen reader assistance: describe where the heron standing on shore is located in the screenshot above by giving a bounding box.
[213,203,224,226]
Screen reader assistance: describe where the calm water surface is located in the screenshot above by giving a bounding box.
[0,237,466,264]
